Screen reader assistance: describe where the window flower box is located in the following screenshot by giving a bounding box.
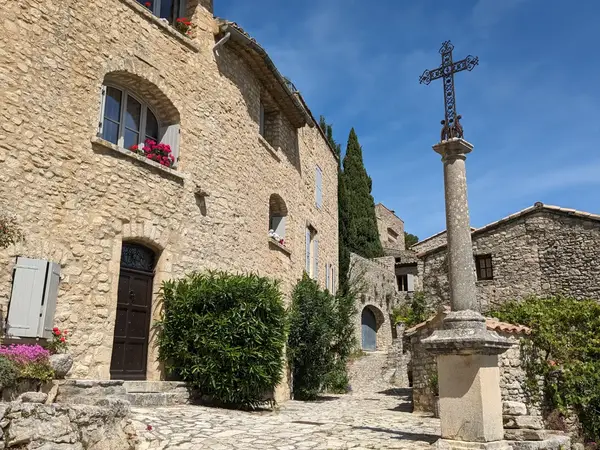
[268,230,290,256]
[129,139,175,168]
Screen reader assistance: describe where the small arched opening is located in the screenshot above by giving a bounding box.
[361,305,385,351]
[268,194,288,240]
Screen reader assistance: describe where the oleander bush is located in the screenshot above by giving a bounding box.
[156,271,287,409]
[492,296,600,443]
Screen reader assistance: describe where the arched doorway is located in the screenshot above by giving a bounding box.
[110,243,156,380]
[361,307,377,351]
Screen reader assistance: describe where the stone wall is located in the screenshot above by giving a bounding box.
[408,323,538,417]
[0,0,338,393]
[412,231,448,254]
[375,203,405,253]
[419,210,600,312]
[350,253,404,351]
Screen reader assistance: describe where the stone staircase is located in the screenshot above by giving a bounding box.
[123,381,192,407]
[54,380,194,407]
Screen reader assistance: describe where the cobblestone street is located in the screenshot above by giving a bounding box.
[132,352,440,449]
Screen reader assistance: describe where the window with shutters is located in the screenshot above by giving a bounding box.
[98,79,181,169]
[6,257,60,339]
[305,226,318,280]
[315,166,323,209]
[475,254,494,280]
[136,0,188,27]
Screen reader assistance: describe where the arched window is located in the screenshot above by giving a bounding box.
[98,77,180,167]
[268,194,288,240]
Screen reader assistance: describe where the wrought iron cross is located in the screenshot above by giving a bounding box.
[419,41,479,141]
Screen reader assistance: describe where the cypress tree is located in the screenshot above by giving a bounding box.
[342,128,383,259]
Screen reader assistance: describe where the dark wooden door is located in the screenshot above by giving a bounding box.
[110,268,153,380]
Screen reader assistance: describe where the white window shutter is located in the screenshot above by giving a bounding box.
[38,262,60,339]
[315,166,323,208]
[7,258,48,338]
[332,266,336,294]
[161,123,180,167]
[407,274,415,292]
[325,263,330,291]
[313,238,319,280]
[305,228,311,274]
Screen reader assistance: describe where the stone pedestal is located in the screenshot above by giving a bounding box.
[423,138,512,450]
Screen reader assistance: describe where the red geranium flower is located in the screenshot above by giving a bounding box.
[60,337,66,342]
[147,424,153,431]
[144,2,151,7]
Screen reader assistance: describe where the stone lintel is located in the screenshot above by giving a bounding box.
[433,138,474,161]
[422,311,512,356]
[433,439,511,449]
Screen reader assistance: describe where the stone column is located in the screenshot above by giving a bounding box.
[422,138,512,450]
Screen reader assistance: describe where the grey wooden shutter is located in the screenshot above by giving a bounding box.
[161,123,180,167]
[325,263,330,290]
[407,274,415,292]
[313,237,319,280]
[98,85,107,137]
[38,262,60,339]
[332,266,336,294]
[7,258,48,338]
[305,228,311,274]
[315,166,323,208]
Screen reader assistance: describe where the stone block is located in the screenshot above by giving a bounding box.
[503,415,544,430]
[507,434,571,450]
[18,392,48,404]
[503,401,527,416]
[433,439,512,449]
[504,429,554,441]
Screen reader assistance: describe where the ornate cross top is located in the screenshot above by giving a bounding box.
[419,41,479,141]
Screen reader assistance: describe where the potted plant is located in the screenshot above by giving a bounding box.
[430,372,440,418]
[48,327,73,379]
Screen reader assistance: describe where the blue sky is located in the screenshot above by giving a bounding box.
[215,0,600,240]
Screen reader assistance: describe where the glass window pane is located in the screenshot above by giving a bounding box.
[160,0,175,22]
[125,96,142,132]
[124,129,140,150]
[102,119,120,145]
[145,109,159,141]
[104,87,122,122]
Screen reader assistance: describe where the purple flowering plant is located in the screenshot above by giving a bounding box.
[0,344,54,382]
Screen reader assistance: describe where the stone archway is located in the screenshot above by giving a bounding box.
[360,305,386,351]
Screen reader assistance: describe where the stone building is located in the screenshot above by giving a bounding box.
[416,202,600,311]
[0,0,339,393]
[375,203,405,253]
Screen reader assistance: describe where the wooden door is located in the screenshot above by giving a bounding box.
[361,307,377,351]
[110,244,155,380]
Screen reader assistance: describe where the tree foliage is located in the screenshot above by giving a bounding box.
[405,232,419,249]
[391,291,431,327]
[287,274,337,400]
[492,296,600,442]
[156,271,287,409]
[342,128,383,259]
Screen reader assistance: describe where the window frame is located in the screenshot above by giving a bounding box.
[305,226,318,279]
[99,84,162,151]
[137,0,187,26]
[475,254,494,281]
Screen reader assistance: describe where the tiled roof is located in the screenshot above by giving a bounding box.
[404,308,530,336]
[417,202,600,257]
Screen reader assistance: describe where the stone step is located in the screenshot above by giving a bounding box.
[55,380,127,405]
[123,380,189,394]
[127,392,189,407]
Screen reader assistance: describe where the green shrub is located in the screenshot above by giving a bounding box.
[156,271,287,409]
[0,356,19,389]
[392,291,431,327]
[288,274,338,400]
[0,213,24,249]
[492,296,600,442]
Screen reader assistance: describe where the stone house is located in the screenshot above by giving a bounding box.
[0,0,339,396]
[375,203,405,253]
[414,202,600,312]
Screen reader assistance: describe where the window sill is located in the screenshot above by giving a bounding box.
[258,135,281,162]
[91,136,186,183]
[476,279,495,284]
[118,0,201,53]
[268,238,291,256]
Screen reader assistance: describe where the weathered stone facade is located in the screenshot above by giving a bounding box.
[350,253,404,351]
[418,203,600,311]
[0,0,338,391]
[375,203,405,253]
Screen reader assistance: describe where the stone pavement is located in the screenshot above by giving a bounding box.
[131,352,440,449]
